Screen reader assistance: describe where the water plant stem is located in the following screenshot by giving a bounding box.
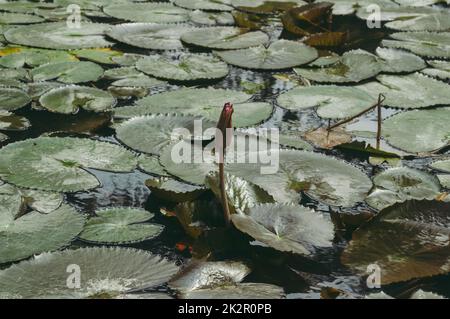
[219,161,231,226]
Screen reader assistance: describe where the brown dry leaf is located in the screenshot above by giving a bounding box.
[304,127,352,149]
[304,32,348,48]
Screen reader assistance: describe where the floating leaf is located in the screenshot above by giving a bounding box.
[358,73,450,109]
[31,61,104,84]
[0,2,58,13]
[146,177,206,202]
[79,208,164,244]
[303,32,348,48]
[71,48,123,65]
[376,47,425,74]
[365,167,441,210]
[40,86,116,114]
[0,132,7,142]
[116,114,215,155]
[4,22,113,50]
[0,87,31,111]
[107,23,195,50]
[386,12,450,32]
[136,54,229,81]
[277,85,375,119]
[114,88,273,127]
[431,159,450,173]
[0,47,76,68]
[382,32,450,59]
[138,154,169,177]
[0,12,45,24]
[183,283,285,299]
[215,40,318,70]
[437,175,450,188]
[356,6,437,22]
[0,247,179,298]
[0,111,30,131]
[232,203,334,255]
[294,50,381,83]
[0,137,137,192]
[304,127,352,149]
[383,107,450,153]
[342,200,450,285]
[181,27,269,50]
[174,0,233,11]
[189,10,235,26]
[0,204,86,264]
[170,260,251,293]
[103,3,190,23]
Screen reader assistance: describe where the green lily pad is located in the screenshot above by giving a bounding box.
[0,87,31,111]
[0,2,58,13]
[146,177,206,202]
[114,88,272,127]
[358,73,450,109]
[437,175,450,188]
[181,27,269,50]
[0,47,76,68]
[116,114,215,155]
[189,10,235,25]
[136,54,229,81]
[0,137,137,192]
[138,154,169,177]
[174,0,233,11]
[376,47,426,73]
[105,67,166,88]
[294,49,382,83]
[4,22,113,50]
[107,23,195,50]
[356,6,437,22]
[27,81,62,100]
[79,207,164,244]
[0,247,180,298]
[183,283,285,299]
[0,204,86,264]
[70,48,123,65]
[103,3,190,23]
[0,12,45,24]
[232,203,334,255]
[430,159,450,173]
[215,40,318,70]
[383,107,450,153]
[39,86,116,114]
[342,200,450,285]
[365,167,441,210]
[277,85,375,119]
[31,61,104,84]
[382,32,450,59]
[386,12,450,32]
[0,111,30,131]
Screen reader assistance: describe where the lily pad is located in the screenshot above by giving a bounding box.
[136,54,229,81]
[189,10,235,25]
[103,3,190,23]
[0,12,45,24]
[31,61,104,84]
[181,27,269,50]
[106,23,194,50]
[0,137,137,192]
[376,47,426,74]
[4,22,113,50]
[40,86,116,114]
[232,203,334,255]
[0,204,86,264]
[386,12,450,32]
[146,177,206,202]
[342,200,450,285]
[185,283,285,299]
[0,111,30,131]
[174,0,233,11]
[0,47,76,68]
[0,247,179,298]
[114,88,272,127]
[0,87,31,111]
[277,85,375,119]
[116,114,215,155]
[71,48,123,65]
[431,159,450,173]
[215,40,318,70]
[138,154,169,177]
[383,107,450,153]
[79,207,164,244]
[365,167,441,210]
[382,32,450,59]
[294,50,382,83]
[358,73,450,109]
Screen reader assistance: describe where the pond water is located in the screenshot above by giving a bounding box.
[0,0,449,299]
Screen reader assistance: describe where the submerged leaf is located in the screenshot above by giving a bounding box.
[0,111,30,131]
